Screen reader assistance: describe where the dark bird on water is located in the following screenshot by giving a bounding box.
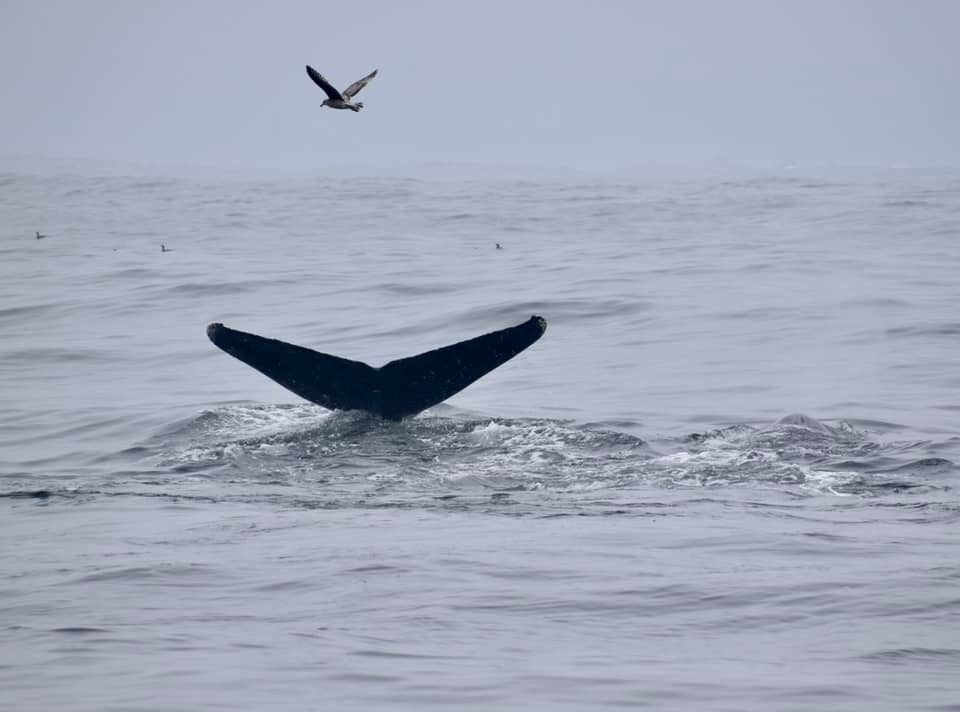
[305,65,377,112]
[35,231,46,240]
[161,244,171,252]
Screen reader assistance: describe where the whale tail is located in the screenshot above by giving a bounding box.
[207,316,547,420]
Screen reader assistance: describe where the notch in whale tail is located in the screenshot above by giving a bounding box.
[206,316,547,420]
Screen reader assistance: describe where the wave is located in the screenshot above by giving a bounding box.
[6,409,953,517]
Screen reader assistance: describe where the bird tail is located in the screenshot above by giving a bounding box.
[353,102,364,112]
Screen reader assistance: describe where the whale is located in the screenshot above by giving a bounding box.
[207,316,547,420]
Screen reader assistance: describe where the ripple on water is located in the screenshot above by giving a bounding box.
[6,408,949,517]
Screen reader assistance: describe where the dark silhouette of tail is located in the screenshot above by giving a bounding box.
[207,316,547,420]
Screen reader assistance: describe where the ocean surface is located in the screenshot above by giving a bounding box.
[1,164,959,711]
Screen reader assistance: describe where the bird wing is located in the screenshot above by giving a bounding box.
[305,65,342,100]
[342,69,378,99]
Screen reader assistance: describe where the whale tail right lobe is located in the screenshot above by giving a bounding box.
[207,316,547,420]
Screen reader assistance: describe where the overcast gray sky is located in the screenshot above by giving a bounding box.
[2,0,958,175]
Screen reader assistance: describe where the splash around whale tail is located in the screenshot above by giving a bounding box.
[207,316,547,420]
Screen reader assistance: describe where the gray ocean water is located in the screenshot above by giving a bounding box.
[1,165,959,711]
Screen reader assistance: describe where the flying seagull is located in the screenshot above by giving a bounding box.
[305,65,377,112]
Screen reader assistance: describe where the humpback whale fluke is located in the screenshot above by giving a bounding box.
[207,316,547,420]
[305,65,378,112]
